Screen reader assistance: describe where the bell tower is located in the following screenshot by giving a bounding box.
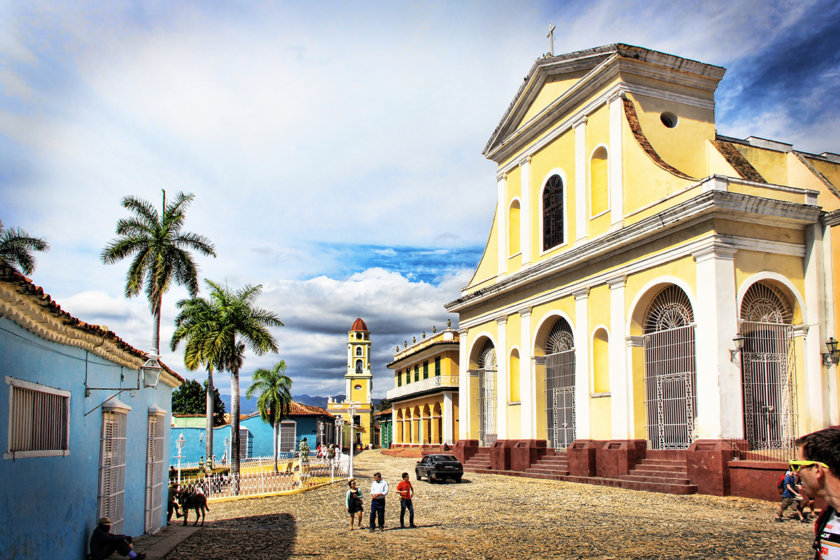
[346,317,372,402]
[327,317,374,448]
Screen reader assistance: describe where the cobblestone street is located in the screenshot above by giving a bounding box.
[160,450,815,560]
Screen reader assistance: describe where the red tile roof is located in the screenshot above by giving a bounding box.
[351,317,368,332]
[0,262,184,384]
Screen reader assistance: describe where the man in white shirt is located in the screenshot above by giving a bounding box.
[795,428,840,559]
[369,472,389,531]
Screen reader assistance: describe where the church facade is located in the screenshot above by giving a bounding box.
[327,318,374,449]
[445,44,840,497]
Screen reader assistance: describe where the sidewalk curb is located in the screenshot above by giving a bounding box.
[134,525,199,559]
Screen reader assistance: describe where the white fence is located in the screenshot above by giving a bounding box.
[176,457,349,500]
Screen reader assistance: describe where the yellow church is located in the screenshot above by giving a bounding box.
[445,44,840,497]
[327,318,374,449]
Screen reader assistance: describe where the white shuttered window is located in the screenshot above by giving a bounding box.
[98,409,127,534]
[5,376,70,459]
[145,411,165,533]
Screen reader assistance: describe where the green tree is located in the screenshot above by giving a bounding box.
[0,219,49,275]
[172,293,223,461]
[171,379,226,426]
[246,361,293,472]
[180,280,282,482]
[101,190,216,354]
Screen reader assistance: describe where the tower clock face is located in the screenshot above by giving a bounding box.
[354,384,362,391]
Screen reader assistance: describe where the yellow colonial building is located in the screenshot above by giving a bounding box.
[445,44,840,497]
[327,318,374,449]
[386,324,460,449]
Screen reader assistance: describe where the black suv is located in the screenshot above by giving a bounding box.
[415,454,463,483]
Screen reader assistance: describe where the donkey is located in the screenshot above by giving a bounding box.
[178,487,209,526]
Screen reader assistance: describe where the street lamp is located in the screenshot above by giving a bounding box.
[175,433,185,484]
[348,401,358,480]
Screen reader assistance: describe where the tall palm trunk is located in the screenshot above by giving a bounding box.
[231,368,241,493]
[273,422,279,473]
[206,367,214,465]
[152,301,161,355]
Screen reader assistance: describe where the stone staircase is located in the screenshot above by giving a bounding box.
[617,450,697,495]
[462,447,491,472]
[523,450,569,480]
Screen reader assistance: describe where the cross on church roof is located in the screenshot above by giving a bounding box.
[547,22,556,56]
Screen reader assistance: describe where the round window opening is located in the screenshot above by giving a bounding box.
[660,112,678,128]
[354,384,362,391]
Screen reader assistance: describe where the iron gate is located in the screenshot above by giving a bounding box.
[545,349,576,450]
[741,321,796,450]
[643,325,697,450]
[477,368,497,447]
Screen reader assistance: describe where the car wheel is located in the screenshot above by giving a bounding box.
[454,475,462,483]
[429,472,437,483]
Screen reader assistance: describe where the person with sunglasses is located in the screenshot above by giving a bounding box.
[794,428,840,559]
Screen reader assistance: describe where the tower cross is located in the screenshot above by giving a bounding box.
[547,22,556,56]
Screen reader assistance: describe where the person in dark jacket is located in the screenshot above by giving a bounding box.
[89,517,145,560]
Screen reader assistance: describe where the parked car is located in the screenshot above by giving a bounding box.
[415,454,463,483]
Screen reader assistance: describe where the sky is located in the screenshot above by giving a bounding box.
[2,0,839,404]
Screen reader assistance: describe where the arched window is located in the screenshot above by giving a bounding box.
[592,328,610,393]
[355,347,362,356]
[355,359,363,373]
[543,175,565,250]
[508,200,521,256]
[590,147,609,217]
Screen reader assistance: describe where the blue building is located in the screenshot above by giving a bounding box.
[170,402,336,465]
[0,263,183,558]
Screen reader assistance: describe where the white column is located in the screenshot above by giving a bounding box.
[574,117,588,241]
[608,276,629,439]
[497,174,507,277]
[458,329,469,440]
[693,243,740,439]
[608,93,624,228]
[822,220,839,425]
[443,392,454,444]
[804,223,827,430]
[520,308,533,437]
[520,158,532,264]
[496,317,508,439]
[574,289,591,438]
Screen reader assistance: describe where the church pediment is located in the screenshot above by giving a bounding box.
[483,44,725,164]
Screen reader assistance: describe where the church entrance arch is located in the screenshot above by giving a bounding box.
[739,281,797,451]
[642,285,697,450]
[469,340,497,447]
[544,318,575,451]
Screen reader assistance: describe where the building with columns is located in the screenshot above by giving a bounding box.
[445,44,840,497]
[387,324,460,449]
[327,318,374,449]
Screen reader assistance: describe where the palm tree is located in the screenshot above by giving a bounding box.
[0,219,49,275]
[171,295,223,463]
[101,190,216,354]
[246,361,293,472]
[196,280,283,480]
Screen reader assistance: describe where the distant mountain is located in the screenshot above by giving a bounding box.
[293,394,342,409]
[219,395,256,416]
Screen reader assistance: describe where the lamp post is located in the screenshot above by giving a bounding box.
[348,402,358,480]
[175,433,185,485]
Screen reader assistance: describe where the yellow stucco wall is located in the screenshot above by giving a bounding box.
[517,73,587,128]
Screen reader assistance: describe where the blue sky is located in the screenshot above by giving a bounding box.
[2,0,839,400]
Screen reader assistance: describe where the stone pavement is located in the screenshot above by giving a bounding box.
[136,450,817,559]
[133,524,198,559]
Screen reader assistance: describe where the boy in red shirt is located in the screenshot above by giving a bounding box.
[397,472,416,528]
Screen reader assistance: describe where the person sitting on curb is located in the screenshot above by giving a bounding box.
[88,517,146,560]
[777,468,807,522]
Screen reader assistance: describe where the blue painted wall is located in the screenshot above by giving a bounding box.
[0,318,176,559]
[170,413,332,465]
